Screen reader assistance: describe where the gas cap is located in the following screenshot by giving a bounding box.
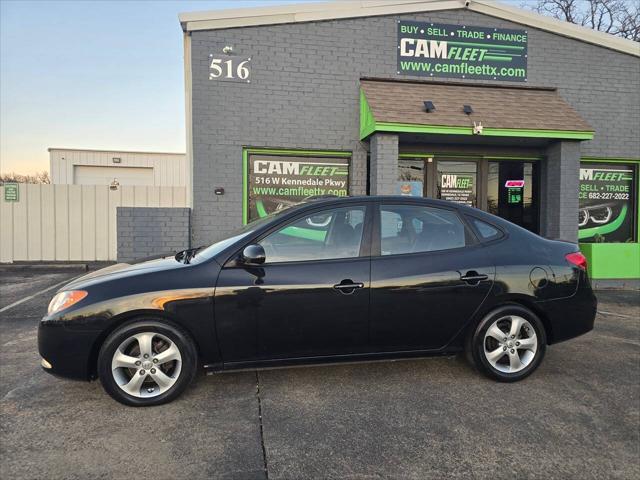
[529,267,549,289]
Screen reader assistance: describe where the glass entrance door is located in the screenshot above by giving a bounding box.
[487,161,539,233]
[397,156,540,234]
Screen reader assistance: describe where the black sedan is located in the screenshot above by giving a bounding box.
[39,196,597,406]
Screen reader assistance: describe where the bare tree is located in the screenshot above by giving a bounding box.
[0,171,51,184]
[530,0,639,41]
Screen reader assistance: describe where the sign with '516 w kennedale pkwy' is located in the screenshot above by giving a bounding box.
[397,20,528,82]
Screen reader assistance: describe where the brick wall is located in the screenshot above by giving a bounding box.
[370,133,399,195]
[117,207,191,262]
[190,9,639,245]
[540,141,581,241]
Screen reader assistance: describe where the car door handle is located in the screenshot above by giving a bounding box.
[460,272,489,284]
[333,280,364,294]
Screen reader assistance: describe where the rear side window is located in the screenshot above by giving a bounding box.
[380,205,467,255]
[470,218,503,241]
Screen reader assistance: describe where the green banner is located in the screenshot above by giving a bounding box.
[246,154,349,222]
[397,20,528,82]
[579,163,636,243]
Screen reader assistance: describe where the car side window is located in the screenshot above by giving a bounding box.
[380,205,466,256]
[470,218,502,241]
[259,206,366,263]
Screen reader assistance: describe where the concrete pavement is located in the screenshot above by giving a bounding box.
[1,269,638,479]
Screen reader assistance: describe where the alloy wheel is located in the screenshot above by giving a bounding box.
[483,315,538,374]
[111,332,182,398]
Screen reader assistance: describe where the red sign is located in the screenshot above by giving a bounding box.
[504,180,525,188]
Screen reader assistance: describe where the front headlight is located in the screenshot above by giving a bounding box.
[47,290,88,315]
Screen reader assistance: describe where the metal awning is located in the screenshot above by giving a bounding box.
[360,79,594,141]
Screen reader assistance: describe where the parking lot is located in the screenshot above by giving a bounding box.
[0,268,638,480]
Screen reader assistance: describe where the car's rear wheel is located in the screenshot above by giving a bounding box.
[97,319,197,406]
[468,305,546,382]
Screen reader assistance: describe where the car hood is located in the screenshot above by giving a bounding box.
[62,256,183,291]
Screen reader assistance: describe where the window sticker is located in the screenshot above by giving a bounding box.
[246,153,350,223]
[579,163,637,243]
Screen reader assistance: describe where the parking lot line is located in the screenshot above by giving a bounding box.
[598,310,636,319]
[0,277,78,313]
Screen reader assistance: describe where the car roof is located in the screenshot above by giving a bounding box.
[295,195,524,231]
[300,195,467,209]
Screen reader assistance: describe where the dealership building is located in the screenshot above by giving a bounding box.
[176,0,640,285]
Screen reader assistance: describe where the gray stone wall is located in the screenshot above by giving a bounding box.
[190,8,639,245]
[540,141,581,241]
[117,207,191,263]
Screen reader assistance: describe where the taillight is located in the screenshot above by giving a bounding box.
[565,252,587,271]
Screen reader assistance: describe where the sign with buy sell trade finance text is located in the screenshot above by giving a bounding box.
[397,20,528,82]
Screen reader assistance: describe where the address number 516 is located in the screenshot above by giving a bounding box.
[209,56,251,82]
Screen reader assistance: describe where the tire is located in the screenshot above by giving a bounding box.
[467,305,546,382]
[97,319,198,406]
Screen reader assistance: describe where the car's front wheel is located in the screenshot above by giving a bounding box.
[97,319,197,406]
[469,305,546,382]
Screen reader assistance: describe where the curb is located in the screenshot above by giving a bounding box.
[0,263,89,272]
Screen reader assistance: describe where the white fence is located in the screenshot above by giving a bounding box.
[0,184,187,262]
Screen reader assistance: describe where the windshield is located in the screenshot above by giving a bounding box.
[189,210,289,264]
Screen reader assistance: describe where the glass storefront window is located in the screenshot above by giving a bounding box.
[397,159,425,196]
[579,162,637,243]
[436,161,477,207]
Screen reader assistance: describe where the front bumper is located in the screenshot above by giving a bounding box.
[38,320,100,380]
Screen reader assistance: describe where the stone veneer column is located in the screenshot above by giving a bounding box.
[369,133,399,196]
[539,141,581,241]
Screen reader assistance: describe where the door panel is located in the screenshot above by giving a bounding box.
[370,202,494,351]
[215,258,370,362]
[214,204,371,363]
[370,249,494,351]
[73,165,154,186]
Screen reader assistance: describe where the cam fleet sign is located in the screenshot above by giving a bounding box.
[246,154,349,223]
[579,163,636,243]
[397,20,528,82]
[438,173,476,207]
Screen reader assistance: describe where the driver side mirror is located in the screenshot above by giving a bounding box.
[240,244,266,265]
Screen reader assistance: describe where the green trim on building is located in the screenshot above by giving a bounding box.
[579,156,640,166]
[360,90,377,141]
[242,147,352,225]
[398,153,544,161]
[242,149,249,224]
[359,89,595,141]
[373,122,594,140]
[579,243,640,280]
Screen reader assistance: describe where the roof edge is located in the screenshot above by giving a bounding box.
[179,0,640,58]
[48,147,186,156]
